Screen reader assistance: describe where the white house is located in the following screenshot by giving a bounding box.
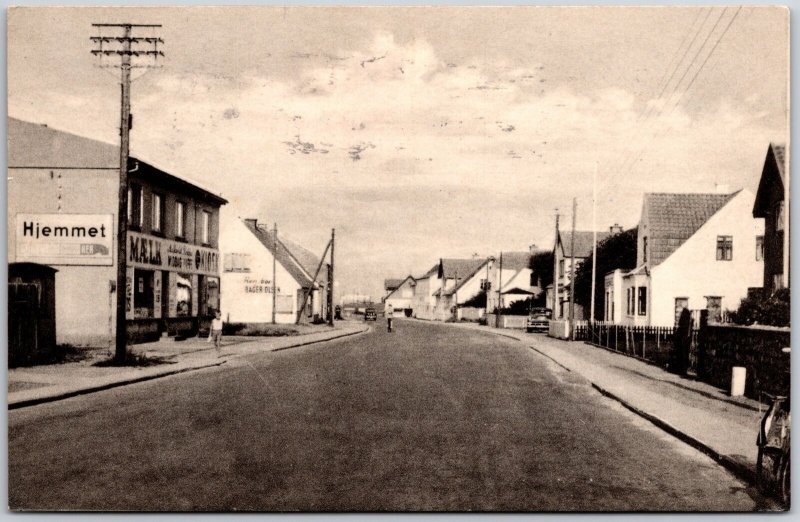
[219,217,327,325]
[410,264,438,319]
[485,249,546,311]
[383,275,415,317]
[607,190,764,327]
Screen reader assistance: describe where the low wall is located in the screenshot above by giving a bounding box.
[458,307,485,322]
[485,314,527,329]
[548,319,570,340]
[701,324,790,400]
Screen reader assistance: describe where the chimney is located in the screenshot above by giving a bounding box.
[243,218,258,228]
[609,223,623,234]
[714,183,730,194]
[529,244,538,253]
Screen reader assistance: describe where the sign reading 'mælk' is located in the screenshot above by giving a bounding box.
[128,231,220,276]
[15,213,114,266]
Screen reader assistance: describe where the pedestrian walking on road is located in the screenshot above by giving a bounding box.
[386,303,394,333]
[211,310,224,355]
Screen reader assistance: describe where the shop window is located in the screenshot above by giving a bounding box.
[202,211,211,244]
[152,193,164,233]
[175,201,186,238]
[199,276,220,317]
[128,184,143,228]
[637,287,647,316]
[756,235,764,261]
[133,269,155,319]
[175,273,192,317]
[716,236,733,261]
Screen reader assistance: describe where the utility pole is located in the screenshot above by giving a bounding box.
[91,23,163,363]
[590,162,598,323]
[496,252,503,328]
[553,209,560,320]
[328,228,335,327]
[568,198,577,340]
[272,223,277,324]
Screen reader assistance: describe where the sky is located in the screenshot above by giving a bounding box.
[7,6,789,300]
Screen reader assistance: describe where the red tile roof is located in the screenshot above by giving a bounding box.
[644,191,738,266]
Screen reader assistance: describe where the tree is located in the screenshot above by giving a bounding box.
[728,288,790,327]
[529,250,554,291]
[573,227,638,320]
[461,289,487,308]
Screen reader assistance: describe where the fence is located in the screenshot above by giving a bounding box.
[577,321,699,372]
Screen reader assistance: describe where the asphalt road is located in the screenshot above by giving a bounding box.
[9,320,764,511]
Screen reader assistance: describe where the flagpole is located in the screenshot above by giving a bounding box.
[590,161,598,323]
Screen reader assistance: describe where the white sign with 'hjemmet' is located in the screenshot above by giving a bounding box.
[15,213,114,266]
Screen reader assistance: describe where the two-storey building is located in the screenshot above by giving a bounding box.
[753,142,789,293]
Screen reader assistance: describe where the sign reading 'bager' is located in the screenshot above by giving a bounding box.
[15,213,114,265]
[128,231,220,276]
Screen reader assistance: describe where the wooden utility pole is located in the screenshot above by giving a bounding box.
[296,239,332,325]
[91,23,163,362]
[553,210,560,319]
[328,228,335,327]
[568,198,577,340]
[496,252,503,328]
[272,223,277,323]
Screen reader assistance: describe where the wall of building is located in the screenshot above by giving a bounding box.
[385,279,414,314]
[219,216,319,324]
[603,269,624,323]
[8,167,118,346]
[649,191,763,327]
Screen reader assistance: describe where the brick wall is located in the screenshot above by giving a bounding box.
[701,324,790,399]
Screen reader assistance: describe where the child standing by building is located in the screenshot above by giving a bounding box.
[211,310,224,355]
[386,303,394,333]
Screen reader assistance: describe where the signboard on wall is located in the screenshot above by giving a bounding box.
[127,231,220,276]
[15,213,114,266]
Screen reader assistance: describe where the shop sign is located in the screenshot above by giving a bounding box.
[128,231,220,276]
[243,276,280,294]
[15,213,114,266]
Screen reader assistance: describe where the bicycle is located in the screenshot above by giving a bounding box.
[756,346,790,507]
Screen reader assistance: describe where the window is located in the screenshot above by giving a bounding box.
[223,253,252,273]
[202,211,211,244]
[626,288,634,316]
[128,184,143,228]
[175,272,192,317]
[773,274,785,290]
[133,269,154,319]
[642,236,648,263]
[200,276,220,317]
[637,287,647,316]
[559,259,565,277]
[756,235,764,261]
[674,298,688,325]
[716,236,733,261]
[775,201,785,231]
[175,201,186,238]
[152,193,164,233]
[706,296,722,323]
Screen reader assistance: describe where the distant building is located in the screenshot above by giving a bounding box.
[753,142,789,293]
[549,228,613,320]
[383,278,405,298]
[410,264,439,319]
[383,275,415,317]
[485,249,546,311]
[8,117,227,346]
[219,218,328,325]
[605,190,763,327]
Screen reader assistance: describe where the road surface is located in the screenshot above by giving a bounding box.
[9,320,764,511]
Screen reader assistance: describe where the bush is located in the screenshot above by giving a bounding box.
[728,288,790,327]
[222,323,301,336]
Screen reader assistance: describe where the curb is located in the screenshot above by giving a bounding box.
[473,325,757,486]
[8,361,226,410]
[9,327,368,410]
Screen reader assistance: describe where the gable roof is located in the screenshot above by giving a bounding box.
[644,191,739,266]
[384,275,415,300]
[384,278,405,291]
[442,258,491,296]
[501,287,535,295]
[557,230,611,258]
[753,142,786,217]
[498,251,532,271]
[438,258,487,280]
[242,219,323,288]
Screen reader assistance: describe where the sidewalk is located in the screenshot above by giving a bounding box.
[9,322,368,409]
[448,321,764,484]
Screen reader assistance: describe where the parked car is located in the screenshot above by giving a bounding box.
[526,307,552,332]
[364,307,377,321]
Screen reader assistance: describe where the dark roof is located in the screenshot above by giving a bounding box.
[384,275,415,300]
[753,143,786,217]
[384,278,405,291]
[8,117,227,205]
[498,251,532,271]
[557,230,611,258]
[644,191,738,266]
[439,258,487,280]
[242,219,323,288]
[501,287,535,295]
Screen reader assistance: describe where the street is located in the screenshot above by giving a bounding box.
[9,320,763,511]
